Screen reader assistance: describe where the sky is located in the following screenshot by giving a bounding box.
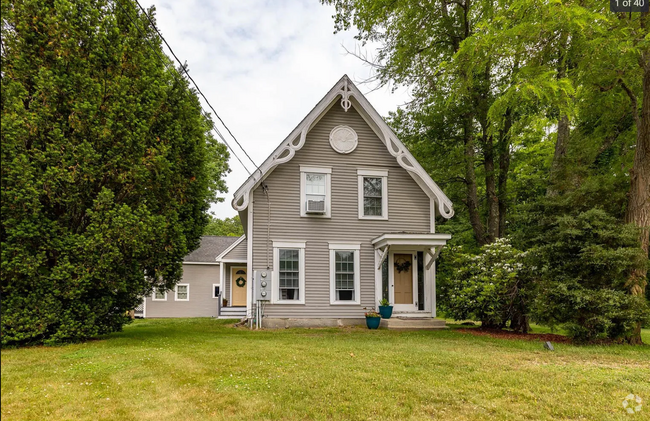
[148,0,411,218]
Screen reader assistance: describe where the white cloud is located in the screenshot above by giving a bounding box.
[148,0,411,218]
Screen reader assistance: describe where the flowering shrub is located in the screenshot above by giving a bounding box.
[439,238,532,331]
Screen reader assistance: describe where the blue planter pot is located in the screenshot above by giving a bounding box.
[378,306,393,319]
[366,316,381,329]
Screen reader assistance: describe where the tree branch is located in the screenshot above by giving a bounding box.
[619,79,640,128]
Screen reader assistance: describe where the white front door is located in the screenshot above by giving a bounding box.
[390,252,418,312]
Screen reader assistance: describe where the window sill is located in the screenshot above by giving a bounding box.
[273,300,305,305]
[359,215,388,220]
[301,214,331,219]
[330,301,360,306]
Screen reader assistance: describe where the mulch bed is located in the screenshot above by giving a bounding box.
[457,328,572,343]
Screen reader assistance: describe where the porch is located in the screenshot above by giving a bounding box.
[372,232,451,318]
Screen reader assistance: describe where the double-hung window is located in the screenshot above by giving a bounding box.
[329,243,361,305]
[279,249,300,300]
[300,166,331,217]
[358,169,388,219]
[152,287,167,301]
[175,284,189,301]
[273,241,306,304]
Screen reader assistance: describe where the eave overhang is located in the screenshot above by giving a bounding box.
[371,233,452,250]
[372,232,452,270]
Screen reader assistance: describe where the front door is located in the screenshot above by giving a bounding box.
[231,267,247,307]
[392,253,416,312]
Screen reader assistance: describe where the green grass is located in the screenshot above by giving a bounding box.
[2,319,649,420]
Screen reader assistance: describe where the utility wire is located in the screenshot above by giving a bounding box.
[133,0,260,172]
[111,0,252,175]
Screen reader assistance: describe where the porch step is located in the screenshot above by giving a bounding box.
[380,317,446,331]
[219,306,247,319]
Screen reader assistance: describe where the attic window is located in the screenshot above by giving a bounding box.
[300,166,331,218]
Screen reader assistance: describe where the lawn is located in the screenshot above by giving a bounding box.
[2,319,649,420]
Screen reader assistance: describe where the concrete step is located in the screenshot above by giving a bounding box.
[380,317,446,331]
[219,306,247,319]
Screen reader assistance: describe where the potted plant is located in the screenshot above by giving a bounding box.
[378,298,393,319]
[222,298,229,307]
[365,309,381,329]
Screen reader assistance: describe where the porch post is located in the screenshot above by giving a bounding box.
[432,260,437,318]
[374,248,382,311]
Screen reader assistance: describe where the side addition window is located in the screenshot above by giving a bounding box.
[273,241,306,304]
[329,243,361,305]
[175,284,189,301]
[153,288,167,301]
[300,166,331,217]
[358,169,388,220]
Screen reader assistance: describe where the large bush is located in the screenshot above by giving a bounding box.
[1,0,229,346]
[532,209,649,342]
[439,238,532,332]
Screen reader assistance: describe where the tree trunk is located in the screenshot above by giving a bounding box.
[464,115,487,246]
[625,62,650,345]
[547,33,571,197]
[483,132,499,243]
[498,109,513,238]
[547,114,570,197]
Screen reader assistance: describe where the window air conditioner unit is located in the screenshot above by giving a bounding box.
[306,199,326,214]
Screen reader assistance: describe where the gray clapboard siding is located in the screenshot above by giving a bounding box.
[252,103,430,318]
[221,237,247,261]
[145,264,220,318]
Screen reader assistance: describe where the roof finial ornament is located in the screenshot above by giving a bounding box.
[340,78,352,112]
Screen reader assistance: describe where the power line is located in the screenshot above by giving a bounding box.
[111,0,253,175]
[132,0,259,171]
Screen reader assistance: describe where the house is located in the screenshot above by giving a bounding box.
[139,235,247,319]
[227,75,454,328]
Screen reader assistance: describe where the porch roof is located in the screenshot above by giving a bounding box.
[371,232,452,249]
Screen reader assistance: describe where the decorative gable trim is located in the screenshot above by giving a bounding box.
[231,75,454,219]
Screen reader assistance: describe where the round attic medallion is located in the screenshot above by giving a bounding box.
[329,125,358,154]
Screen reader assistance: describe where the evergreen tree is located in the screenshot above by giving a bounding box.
[1,0,229,345]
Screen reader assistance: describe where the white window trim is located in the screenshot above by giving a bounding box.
[212,283,221,299]
[175,283,190,301]
[300,166,332,218]
[152,289,167,301]
[329,242,361,305]
[358,169,388,220]
[272,240,306,304]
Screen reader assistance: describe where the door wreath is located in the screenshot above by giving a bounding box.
[235,277,246,288]
[394,257,411,273]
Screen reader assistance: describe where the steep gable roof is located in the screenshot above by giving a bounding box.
[232,75,454,219]
[184,236,240,263]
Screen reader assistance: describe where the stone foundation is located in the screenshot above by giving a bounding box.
[262,318,366,329]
